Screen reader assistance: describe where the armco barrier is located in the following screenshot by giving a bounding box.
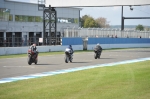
[88,38,150,44]
[62,37,83,45]
[87,38,150,50]
[0,38,150,55]
[87,44,150,50]
[0,45,83,55]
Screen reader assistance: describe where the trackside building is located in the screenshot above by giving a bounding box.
[0,0,81,47]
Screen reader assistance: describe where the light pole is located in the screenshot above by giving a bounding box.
[121,6,124,31]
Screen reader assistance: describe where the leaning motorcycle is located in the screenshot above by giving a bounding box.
[64,48,73,63]
[94,48,102,59]
[27,49,38,65]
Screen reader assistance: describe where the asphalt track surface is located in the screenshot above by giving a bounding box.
[0,48,150,79]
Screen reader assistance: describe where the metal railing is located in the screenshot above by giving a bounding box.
[63,28,150,38]
[0,37,61,47]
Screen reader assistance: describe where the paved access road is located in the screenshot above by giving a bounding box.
[0,48,150,79]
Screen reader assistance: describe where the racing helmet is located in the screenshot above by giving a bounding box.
[68,45,71,48]
[69,45,72,48]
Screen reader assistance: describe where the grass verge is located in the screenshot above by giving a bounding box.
[0,61,150,99]
[0,48,142,59]
[0,50,93,59]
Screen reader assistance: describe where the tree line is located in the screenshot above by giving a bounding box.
[80,15,150,31]
[80,15,110,28]
[136,24,150,31]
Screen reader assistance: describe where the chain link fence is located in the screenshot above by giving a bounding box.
[63,28,150,38]
[0,37,61,47]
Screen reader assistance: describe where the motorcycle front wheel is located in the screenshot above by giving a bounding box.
[65,56,68,63]
[69,55,73,63]
[94,53,97,59]
[28,55,32,65]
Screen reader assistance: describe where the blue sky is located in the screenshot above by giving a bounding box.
[80,6,150,26]
[8,0,150,26]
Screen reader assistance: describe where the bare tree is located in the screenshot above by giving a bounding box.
[95,17,110,28]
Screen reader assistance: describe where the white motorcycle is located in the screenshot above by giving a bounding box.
[64,48,73,63]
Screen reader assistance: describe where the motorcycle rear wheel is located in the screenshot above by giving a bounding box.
[70,59,72,63]
[35,61,37,64]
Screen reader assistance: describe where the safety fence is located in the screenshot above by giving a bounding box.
[1,37,150,47]
[0,37,61,47]
[63,28,150,38]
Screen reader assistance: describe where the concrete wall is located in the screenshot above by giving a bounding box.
[62,37,150,45]
[0,37,150,55]
[0,43,150,55]
[62,37,83,45]
[88,44,150,50]
[0,45,83,55]
[88,38,150,44]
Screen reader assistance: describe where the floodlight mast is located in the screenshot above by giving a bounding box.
[121,6,150,31]
[121,6,124,31]
[38,0,57,45]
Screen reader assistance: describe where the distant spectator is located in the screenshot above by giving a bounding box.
[107,34,109,38]
[127,35,129,38]
[115,35,117,38]
[111,35,113,38]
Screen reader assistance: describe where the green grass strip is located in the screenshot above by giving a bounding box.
[0,61,150,99]
[0,48,144,59]
[0,50,93,59]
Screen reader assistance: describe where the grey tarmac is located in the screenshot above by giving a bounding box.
[0,48,150,79]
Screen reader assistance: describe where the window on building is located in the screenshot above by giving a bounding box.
[15,15,42,22]
[19,15,22,22]
[28,16,35,22]
[9,14,13,21]
[40,16,43,22]
[68,18,74,23]
[35,16,42,22]
[57,17,78,24]
[22,15,28,22]
[0,8,10,21]
[74,18,78,23]
[15,15,19,21]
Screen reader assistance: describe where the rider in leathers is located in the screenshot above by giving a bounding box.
[30,43,38,58]
[67,45,74,59]
[94,43,102,58]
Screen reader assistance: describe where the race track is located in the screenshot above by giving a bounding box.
[0,48,150,79]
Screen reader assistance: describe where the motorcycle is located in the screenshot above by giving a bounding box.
[65,48,73,63]
[94,48,102,59]
[27,49,38,65]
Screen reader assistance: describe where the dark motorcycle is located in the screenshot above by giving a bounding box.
[27,49,38,65]
[94,48,102,59]
[65,48,73,63]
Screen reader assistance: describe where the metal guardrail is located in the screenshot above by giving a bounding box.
[0,37,61,47]
[63,28,150,38]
